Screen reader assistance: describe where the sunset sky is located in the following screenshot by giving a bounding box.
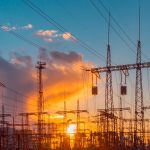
[0,0,150,123]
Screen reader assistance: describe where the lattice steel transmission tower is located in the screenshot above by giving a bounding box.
[104,12,115,148]
[36,61,46,150]
[105,11,114,133]
[134,5,144,149]
[105,38,114,120]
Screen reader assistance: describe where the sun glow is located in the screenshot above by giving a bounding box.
[67,124,76,135]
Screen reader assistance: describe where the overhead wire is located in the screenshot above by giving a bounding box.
[0,1,106,63]
[98,0,136,47]
[0,82,37,111]
[22,0,135,114]
[1,0,149,119]
[89,0,137,57]
[0,30,92,114]
[0,25,43,50]
[89,0,134,113]
[9,30,42,49]
[89,0,150,113]
[0,3,134,115]
[97,0,150,61]
[1,27,89,113]
[3,95,36,107]
[22,0,106,61]
[100,75,134,109]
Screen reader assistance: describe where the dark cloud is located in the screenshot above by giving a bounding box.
[0,56,35,94]
[50,51,82,64]
[0,49,91,114]
[10,52,33,67]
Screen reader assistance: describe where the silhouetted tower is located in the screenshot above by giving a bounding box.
[105,11,114,144]
[134,4,144,149]
[36,61,46,150]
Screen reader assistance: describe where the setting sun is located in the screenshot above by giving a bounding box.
[67,124,77,135]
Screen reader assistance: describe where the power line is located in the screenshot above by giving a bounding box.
[97,0,150,61]
[98,0,136,47]
[88,0,138,108]
[89,0,137,57]
[22,0,106,61]
[10,30,42,49]
[1,22,86,77]
[100,75,134,109]
[89,0,150,110]
[0,25,42,49]
[0,81,36,104]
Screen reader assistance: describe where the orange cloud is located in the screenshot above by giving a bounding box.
[36,30,58,37]
[0,47,95,127]
[26,49,93,114]
[62,32,73,40]
[0,49,93,116]
[36,29,75,42]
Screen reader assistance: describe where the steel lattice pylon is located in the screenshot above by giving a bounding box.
[134,40,144,149]
[105,43,115,147]
[105,44,114,119]
[36,61,46,150]
[105,12,115,148]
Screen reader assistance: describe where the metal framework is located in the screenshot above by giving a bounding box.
[36,61,46,150]
[134,39,144,149]
[89,62,150,73]
[88,60,150,149]
[87,56,150,150]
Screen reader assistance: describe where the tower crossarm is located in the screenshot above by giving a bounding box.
[87,62,150,73]
[123,118,150,122]
[19,112,38,116]
[68,110,88,114]
[143,106,150,110]
[0,114,11,117]
[56,110,72,114]
[97,107,130,112]
[56,110,88,114]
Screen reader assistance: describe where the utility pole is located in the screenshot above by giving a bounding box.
[36,61,46,150]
